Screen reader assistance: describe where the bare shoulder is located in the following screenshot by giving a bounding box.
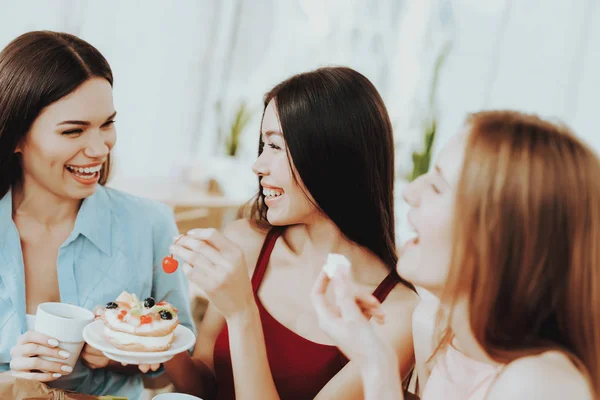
[382,282,420,315]
[222,219,269,274]
[488,352,593,400]
[223,219,266,244]
[375,282,420,341]
[371,281,419,376]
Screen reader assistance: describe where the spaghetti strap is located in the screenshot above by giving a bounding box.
[251,227,399,302]
[214,226,401,400]
[372,273,400,302]
[251,227,284,292]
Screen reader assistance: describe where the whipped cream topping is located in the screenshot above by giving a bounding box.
[104,309,178,334]
[104,326,174,348]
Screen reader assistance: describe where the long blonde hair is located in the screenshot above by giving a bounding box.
[435,111,599,395]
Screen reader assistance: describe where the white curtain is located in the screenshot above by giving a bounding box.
[2,0,599,174]
[433,0,600,156]
[0,0,446,180]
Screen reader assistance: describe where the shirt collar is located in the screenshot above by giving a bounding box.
[72,185,112,256]
[0,186,113,256]
[0,189,27,329]
[0,189,15,248]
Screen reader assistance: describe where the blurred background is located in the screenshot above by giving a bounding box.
[1,0,598,395]
[3,0,599,234]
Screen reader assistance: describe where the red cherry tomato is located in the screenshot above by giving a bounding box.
[163,236,185,274]
[162,256,179,273]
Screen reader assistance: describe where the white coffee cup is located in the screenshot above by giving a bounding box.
[26,314,36,331]
[34,303,95,368]
[152,394,203,400]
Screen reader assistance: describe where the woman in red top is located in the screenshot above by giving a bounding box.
[167,67,419,399]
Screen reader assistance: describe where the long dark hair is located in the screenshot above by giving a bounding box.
[248,67,415,293]
[0,30,113,199]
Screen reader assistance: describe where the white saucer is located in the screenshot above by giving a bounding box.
[83,319,195,365]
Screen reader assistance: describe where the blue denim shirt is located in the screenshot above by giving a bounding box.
[0,185,195,399]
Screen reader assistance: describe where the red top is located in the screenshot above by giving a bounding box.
[213,228,399,400]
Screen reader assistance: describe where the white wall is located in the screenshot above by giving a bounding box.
[2,0,597,175]
[433,0,600,157]
[1,0,443,181]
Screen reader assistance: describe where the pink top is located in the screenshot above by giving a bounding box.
[422,344,504,400]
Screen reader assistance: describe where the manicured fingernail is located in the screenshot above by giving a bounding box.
[48,339,59,347]
[53,373,62,378]
[59,350,70,359]
[61,365,73,372]
[188,229,210,238]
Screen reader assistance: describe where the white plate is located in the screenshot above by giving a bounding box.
[83,320,195,365]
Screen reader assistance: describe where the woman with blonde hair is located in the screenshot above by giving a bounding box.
[313,110,599,399]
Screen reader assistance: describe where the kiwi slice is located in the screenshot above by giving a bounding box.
[129,306,142,317]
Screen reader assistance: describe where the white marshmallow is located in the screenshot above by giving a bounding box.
[323,253,351,278]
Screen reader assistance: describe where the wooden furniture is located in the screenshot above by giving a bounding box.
[107,176,246,231]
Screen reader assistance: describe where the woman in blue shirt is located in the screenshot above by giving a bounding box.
[0,31,194,399]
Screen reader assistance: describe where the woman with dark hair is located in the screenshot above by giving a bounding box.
[313,111,598,399]
[168,67,419,399]
[0,31,194,398]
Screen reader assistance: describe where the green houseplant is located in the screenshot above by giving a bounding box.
[215,100,253,157]
[407,43,450,181]
[202,100,256,200]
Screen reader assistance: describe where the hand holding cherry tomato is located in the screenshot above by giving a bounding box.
[162,235,184,273]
